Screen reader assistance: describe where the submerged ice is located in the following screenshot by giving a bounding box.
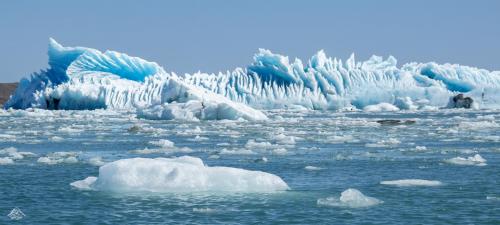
[4,39,500,119]
[71,156,289,192]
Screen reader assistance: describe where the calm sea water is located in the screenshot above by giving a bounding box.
[0,109,499,224]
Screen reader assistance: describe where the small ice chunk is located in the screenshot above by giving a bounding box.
[363,103,399,112]
[149,139,175,148]
[88,157,105,166]
[219,148,256,155]
[254,157,268,163]
[365,138,401,148]
[49,136,64,142]
[37,151,79,165]
[0,157,14,165]
[70,176,98,190]
[445,154,487,166]
[380,179,442,187]
[271,133,297,145]
[245,140,274,149]
[317,188,382,208]
[326,135,358,144]
[272,148,288,155]
[486,196,499,201]
[304,166,324,171]
[415,146,427,151]
[0,147,36,160]
[130,147,192,155]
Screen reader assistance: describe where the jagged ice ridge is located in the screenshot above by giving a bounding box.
[5,39,500,120]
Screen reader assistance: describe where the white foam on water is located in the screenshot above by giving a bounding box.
[445,154,487,166]
[317,188,382,208]
[380,179,443,187]
[71,156,289,192]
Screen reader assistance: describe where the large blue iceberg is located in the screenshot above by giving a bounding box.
[5,39,500,119]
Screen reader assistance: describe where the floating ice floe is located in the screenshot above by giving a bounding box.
[304,166,324,171]
[380,179,443,187]
[365,138,401,148]
[87,157,105,166]
[444,154,487,166]
[130,139,192,154]
[0,157,14,165]
[71,156,289,192]
[325,135,358,144]
[149,139,175,148]
[219,148,256,155]
[317,188,382,208]
[37,151,79,165]
[0,147,36,160]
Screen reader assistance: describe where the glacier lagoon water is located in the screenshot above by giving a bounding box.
[1,109,499,224]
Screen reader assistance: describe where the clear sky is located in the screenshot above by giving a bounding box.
[1,0,499,82]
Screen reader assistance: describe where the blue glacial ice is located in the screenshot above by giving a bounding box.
[5,39,500,119]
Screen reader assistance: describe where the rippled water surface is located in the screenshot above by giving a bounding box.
[0,109,499,224]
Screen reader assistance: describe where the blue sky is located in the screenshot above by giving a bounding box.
[1,0,499,82]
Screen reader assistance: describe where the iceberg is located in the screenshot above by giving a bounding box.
[71,156,289,192]
[5,39,500,116]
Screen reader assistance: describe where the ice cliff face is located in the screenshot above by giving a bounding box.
[5,39,500,118]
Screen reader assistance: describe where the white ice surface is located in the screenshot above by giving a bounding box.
[445,154,487,166]
[71,156,289,192]
[6,39,500,116]
[317,188,382,208]
[380,179,443,187]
